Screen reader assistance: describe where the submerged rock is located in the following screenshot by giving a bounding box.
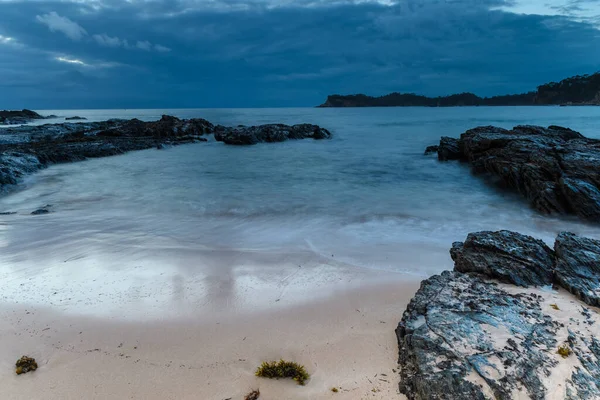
[425,125,600,223]
[398,230,600,399]
[15,356,38,375]
[31,208,50,215]
[214,124,331,145]
[65,116,86,121]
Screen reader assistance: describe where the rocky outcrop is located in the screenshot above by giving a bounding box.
[451,230,554,287]
[0,109,48,125]
[437,136,461,161]
[423,145,439,155]
[213,124,331,145]
[0,115,331,189]
[397,230,600,400]
[398,271,559,400]
[426,125,600,223]
[554,232,600,307]
[65,116,86,121]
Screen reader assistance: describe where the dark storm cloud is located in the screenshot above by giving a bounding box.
[0,0,599,108]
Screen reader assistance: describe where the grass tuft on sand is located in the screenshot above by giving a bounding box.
[557,344,571,358]
[255,360,309,385]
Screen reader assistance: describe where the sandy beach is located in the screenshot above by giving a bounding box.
[1,275,418,400]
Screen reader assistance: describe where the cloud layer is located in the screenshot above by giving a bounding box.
[1,0,599,108]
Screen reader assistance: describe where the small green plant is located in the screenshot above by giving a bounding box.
[557,344,572,358]
[255,360,310,385]
[550,304,560,310]
[331,387,339,393]
[244,389,260,400]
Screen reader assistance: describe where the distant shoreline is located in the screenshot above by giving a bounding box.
[318,71,600,108]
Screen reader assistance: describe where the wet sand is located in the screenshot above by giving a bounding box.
[1,277,418,400]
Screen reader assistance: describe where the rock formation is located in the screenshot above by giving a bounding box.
[0,115,331,190]
[213,123,331,145]
[0,109,50,125]
[426,125,600,223]
[397,230,600,399]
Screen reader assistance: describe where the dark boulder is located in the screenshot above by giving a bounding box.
[437,136,461,161]
[429,125,600,223]
[424,145,439,155]
[31,208,50,215]
[554,232,600,307]
[65,116,86,121]
[450,230,554,286]
[214,124,331,145]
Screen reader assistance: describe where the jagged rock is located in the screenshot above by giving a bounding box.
[437,136,461,161]
[397,271,559,400]
[398,230,600,399]
[450,230,554,287]
[213,124,331,145]
[554,232,600,307]
[426,125,600,223]
[424,145,439,155]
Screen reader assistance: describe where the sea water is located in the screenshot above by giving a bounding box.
[1,106,600,317]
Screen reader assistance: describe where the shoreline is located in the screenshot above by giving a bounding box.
[1,278,419,400]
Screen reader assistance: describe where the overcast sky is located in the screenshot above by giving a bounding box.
[0,0,599,108]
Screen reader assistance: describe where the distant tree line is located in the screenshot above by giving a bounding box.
[319,72,600,107]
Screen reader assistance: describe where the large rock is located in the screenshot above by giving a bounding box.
[554,232,600,307]
[450,230,554,286]
[397,230,600,400]
[213,123,331,145]
[425,125,600,223]
[397,271,559,400]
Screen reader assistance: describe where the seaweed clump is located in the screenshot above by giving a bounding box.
[15,356,38,375]
[244,389,260,400]
[255,360,309,385]
[557,344,572,358]
[331,387,339,393]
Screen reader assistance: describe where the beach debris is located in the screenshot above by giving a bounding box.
[255,360,309,385]
[15,356,38,375]
[331,387,339,393]
[244,389,260,400]
[550,304,560,310]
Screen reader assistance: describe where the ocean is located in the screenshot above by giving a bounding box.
[1,106,600,318]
